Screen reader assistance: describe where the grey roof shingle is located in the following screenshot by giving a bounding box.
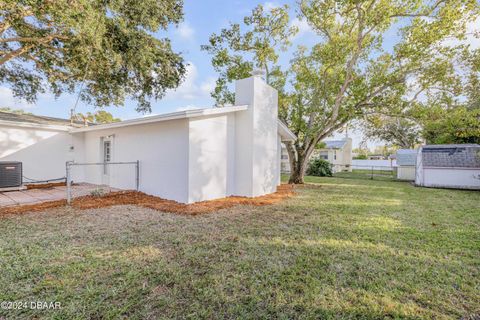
[0,111,84,127]
[421,144,480,168]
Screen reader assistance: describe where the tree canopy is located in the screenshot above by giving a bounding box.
[202,0,480,183]
[0,106,32,115]
[0,0,186,113]
[75,110,121,124]
[363,47,480,147]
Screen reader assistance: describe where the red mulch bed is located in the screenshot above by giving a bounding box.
[0,184,295,216]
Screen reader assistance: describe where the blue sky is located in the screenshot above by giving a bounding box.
[1,0,479,149]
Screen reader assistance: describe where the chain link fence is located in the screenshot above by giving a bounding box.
[66,161,139,204]
[331,164,397,181]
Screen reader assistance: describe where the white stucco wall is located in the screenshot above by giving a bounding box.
[74,119,190,203]
[235,76,279,197]
[70,77,281,203]
[0,123,75,182]
[187,114,235,203]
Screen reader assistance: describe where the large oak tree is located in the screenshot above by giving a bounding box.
[202,0,479,183]
[0,0,186,113]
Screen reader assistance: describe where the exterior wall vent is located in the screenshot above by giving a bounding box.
[0,161,23,188]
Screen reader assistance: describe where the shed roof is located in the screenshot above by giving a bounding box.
[396,149,417,166]
[421,144,480,168]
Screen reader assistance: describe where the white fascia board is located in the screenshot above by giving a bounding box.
[70,105,249,133]
[0,120,70,132]
[277,120,297,141]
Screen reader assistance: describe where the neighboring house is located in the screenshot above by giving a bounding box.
[280,138,353,173]
[396,149,417,181]
[415,144,480,190]
[313,138,353,172]
[0,74,296,203]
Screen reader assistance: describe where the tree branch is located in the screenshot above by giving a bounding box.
[389,0,446,18]
[0,44,35,65]
[0,34,68,43]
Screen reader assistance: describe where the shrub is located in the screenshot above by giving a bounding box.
[306,158,333,177]
[90,188,107,197]
[353,154,368,160]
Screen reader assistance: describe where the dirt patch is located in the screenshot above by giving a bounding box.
[0,184,295,216]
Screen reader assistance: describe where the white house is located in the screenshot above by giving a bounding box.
[415,144,480,190]
[280,138,353,173]
[0,74,296,203]
[396,149,417,181]
[313,138,353,172]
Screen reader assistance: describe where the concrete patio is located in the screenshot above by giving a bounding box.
[0,184,118,208]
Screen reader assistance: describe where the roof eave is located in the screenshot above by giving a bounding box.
[0,119,70,132]
[277,120,297,142]
[71,105,249,133]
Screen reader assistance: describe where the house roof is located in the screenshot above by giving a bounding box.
[71,105,297,141]
[0,111,85,131]
[396,149,417,166]
[0,111,82,127]
[0,106,297,141]
[323,140,347,149]
[421,144,480,168]
[277,120,296,141]
[71,105,249,133]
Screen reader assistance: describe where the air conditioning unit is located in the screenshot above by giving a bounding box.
[0,161,23,188]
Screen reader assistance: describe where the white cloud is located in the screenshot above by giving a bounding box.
[165,62,216,102]
[462,17,480,49]
[290,17,313,39]
[176,21,195,40]
[264,2,280,11]
[200,77,217,96]
[0,87,36,110]
[442,17,480,49]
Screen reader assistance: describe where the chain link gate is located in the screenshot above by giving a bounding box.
[65,161,139,204]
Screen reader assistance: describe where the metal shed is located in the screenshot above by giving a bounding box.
[396,149,417,181]
[415,144,480,190]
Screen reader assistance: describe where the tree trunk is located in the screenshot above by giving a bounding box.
[288,153,307,184]
[284,123,344,185]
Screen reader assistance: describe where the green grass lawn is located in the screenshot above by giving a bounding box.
[0,177,479,319]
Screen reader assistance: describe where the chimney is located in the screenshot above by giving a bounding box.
[233,74,279,197]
